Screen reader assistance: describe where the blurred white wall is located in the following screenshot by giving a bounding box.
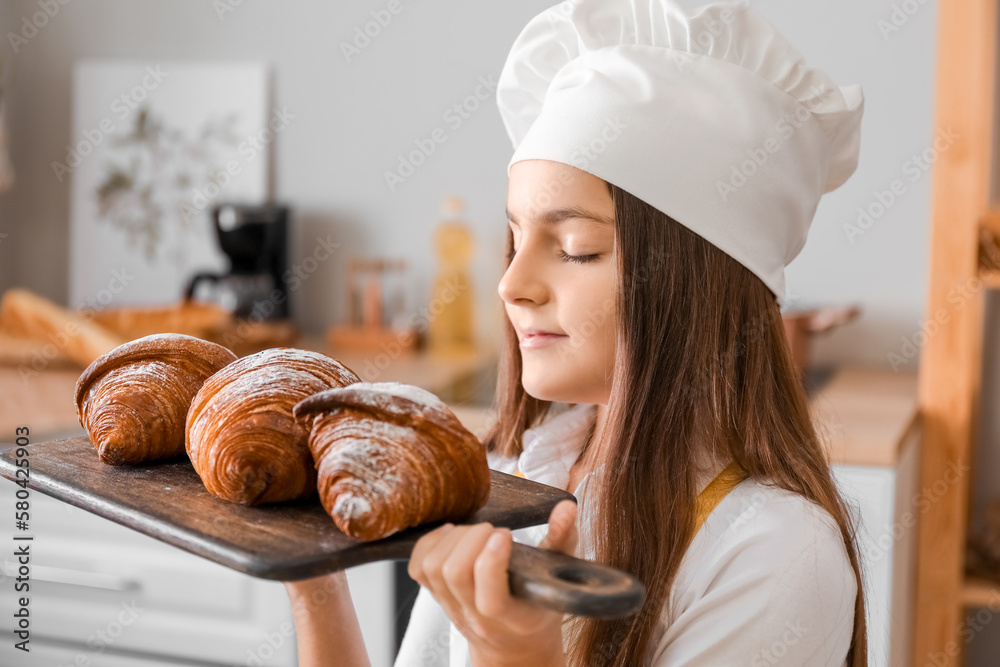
[0,0,938,370]
[0,0,539,350]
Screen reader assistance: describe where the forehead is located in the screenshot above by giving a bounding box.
[507,160,612,221]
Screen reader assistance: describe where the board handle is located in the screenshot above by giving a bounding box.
[507,542,645,618]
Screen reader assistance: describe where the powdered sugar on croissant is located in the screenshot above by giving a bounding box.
[293,382,491,541]
[186,347,361,505]
[75,333,237,465]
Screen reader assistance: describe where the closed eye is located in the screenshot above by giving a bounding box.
[504,247,601,264]
[559,250,600,264]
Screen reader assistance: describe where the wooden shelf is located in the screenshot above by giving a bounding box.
[979,214,1000,286]
[962,575,1000,609]
[980,268,1000,289]
[913,0,997,660]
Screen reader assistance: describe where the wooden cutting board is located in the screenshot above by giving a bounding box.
[0,437,645,618]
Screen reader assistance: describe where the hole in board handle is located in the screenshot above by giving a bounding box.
[553,565,607,587]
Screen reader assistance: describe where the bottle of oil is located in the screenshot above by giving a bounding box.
[428,196,475,355]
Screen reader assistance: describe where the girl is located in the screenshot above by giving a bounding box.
[285,0,867,665]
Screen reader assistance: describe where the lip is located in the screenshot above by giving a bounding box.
[519,328,568,349]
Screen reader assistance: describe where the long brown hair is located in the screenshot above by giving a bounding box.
[482,181,868,666]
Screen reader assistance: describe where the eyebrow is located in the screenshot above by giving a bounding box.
[505,206,614,227]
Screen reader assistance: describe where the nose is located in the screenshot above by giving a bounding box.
[497,239,548,306]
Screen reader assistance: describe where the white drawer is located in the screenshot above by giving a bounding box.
[0,632,219,667]
[0,476,298,666]
[0,470,397,667]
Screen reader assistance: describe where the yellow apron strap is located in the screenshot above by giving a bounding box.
[514,459,747,538]
[692,459,748,537]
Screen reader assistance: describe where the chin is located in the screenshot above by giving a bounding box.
[520,370,585,404]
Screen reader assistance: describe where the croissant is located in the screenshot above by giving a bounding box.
[186,347,361,505]
[75,333,238,465]
[292,381,491,541]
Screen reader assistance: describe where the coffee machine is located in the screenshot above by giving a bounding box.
[184,203,290,320]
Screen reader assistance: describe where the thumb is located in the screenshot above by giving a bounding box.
[538,499,579,555]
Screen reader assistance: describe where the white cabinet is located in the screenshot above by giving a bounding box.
[0,457,396,667]
[831,414,921,667]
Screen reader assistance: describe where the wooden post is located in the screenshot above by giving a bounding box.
[913,0,996,664]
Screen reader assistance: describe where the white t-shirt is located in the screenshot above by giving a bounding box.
[393,403,856,666]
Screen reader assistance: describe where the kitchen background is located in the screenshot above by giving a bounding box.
[0,0,997,666]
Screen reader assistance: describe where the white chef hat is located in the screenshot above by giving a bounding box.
[495,0,864,305]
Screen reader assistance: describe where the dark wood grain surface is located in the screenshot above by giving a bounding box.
[0,436,575,581]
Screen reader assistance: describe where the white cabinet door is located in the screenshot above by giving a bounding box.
[831,426,919,667]
[832,464,896,667]
[0,474,396,667]
[0,633,220,667]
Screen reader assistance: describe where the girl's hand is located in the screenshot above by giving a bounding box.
[407,499,579,667]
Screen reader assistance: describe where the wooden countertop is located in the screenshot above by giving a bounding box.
[296,335,495,395]
[809,364,920,467]
[0,344,497,442]
[447,364,921,469]
[0,360,919,470]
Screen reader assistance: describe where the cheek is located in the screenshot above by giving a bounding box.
[569,282,616,351]
[556,299,616,376]
[573,317,616,380]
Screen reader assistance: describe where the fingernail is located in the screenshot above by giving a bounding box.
[440,523,455,533]
[487,530,506,550]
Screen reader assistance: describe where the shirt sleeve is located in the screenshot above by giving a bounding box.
[393,584,452,667]
[649,488,857,667]
[394,454,521,667]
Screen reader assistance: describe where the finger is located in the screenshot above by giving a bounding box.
[408,522,455,583]
[538,500,579,554]
[474,527,515,619]
[440,524,498,612]
[421,524,487,614]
